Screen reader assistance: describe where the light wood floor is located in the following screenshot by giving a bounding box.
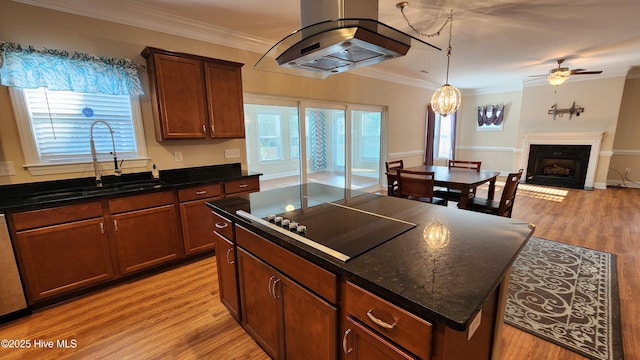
[0,184,638,359]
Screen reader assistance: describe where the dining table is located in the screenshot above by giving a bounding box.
[386,165,501,209]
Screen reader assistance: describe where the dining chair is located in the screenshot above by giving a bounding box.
[433,160,482,202]
[385,160,404,197]
[396,169,447,205]
[448,160,481,171]
[465,169,523,217]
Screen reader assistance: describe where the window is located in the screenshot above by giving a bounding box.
[257,113,282,161]
[435,114,453,159]
[10,87,148,175]
[289,112,299,160]
[359,112,381,162]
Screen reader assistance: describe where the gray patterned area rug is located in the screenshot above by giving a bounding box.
[505,237,623,360]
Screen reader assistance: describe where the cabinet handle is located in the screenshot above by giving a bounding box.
[366,309,398,329]
[225,248,235,264]
[113,220,119,231]
[238,184,248,188]
[202,124,206,134]
[268,276,276,297]
[195,190,207,195]
[215,222,228,229]
[272,278,281,299]
[342,328,353,355]
[100,222,105,234]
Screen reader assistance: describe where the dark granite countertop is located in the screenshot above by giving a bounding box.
[0,163,261,212]
[206,183,534,331]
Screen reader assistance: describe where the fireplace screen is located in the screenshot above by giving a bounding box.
[526,145,591,189]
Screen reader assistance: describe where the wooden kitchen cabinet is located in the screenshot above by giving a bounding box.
[142,47,245,141]
[214,229,240,321]
[342,282,432,360]
[109,191,182,275]
[179,183,223,255]
[341,317,415,360]
[236,225,337,360]
[11,202,114,304]
[238,247,337,360]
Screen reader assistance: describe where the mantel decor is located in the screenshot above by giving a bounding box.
[548,102,584,120]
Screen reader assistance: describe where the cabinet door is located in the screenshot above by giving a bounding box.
[180,199,218,255]
[214,232,240,321]
[204,61,245,138]
[15,218,114,303]
[237,248,281,359]
[112,204,181,275]
[153,53,207,139]
[341,317,415,360]
[281,275,337,360]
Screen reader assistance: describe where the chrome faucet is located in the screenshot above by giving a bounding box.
[90,120,121,187]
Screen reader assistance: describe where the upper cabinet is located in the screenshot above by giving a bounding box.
[141,47,245,141]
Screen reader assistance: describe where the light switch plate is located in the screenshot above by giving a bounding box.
[174,151,183,162]
[224,148,241,158]
[0,161,16,176]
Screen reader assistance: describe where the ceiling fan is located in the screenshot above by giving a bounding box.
[530,59,603,85]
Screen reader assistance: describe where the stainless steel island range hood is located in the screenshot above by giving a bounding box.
[255,0,440,79]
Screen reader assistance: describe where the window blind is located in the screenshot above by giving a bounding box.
[23,88,138,163]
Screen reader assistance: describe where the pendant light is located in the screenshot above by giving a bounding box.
[431,10,461,116]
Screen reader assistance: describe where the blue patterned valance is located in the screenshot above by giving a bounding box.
[0,42,143,96]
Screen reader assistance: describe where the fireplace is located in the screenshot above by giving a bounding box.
[526,145,591,189]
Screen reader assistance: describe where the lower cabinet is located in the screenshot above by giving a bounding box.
[109,191,182,275]
[111,204,181,275]
[237,248,337,360]
[214,231,240,321]
[342,317,415,360]
[14,217,115,303]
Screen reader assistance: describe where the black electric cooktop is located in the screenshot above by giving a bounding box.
[236,185,415,262]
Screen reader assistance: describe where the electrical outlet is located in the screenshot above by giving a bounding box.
[625,168,631,174]
[224,148,241,158]
[174,151,183,162]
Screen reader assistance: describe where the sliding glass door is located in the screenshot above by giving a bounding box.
[245,97,384,192]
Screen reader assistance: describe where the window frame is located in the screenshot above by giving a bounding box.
[9,87,149,176]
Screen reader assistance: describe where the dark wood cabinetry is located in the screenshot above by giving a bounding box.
[235,225,337,360]
[213,212,240,321]
[342,282,432,360]
[179,183,223,255]
[142,47,245,141]
[341,316,415,360]
[238,247,337,360]
[11,202,114,303]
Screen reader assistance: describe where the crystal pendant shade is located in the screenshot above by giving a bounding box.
[431,84,461,116]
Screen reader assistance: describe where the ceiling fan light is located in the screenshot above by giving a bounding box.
[431,84,461,116]
[547,73,568,86]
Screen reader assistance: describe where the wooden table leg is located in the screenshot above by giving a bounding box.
[487,177,497,200]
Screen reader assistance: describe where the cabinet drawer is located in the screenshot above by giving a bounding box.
[109,191,174,214]
[212,212,233,240]
[11,201,103,231]
[236,225,337,304]
[178,183,223,202]
[224,177,259,195]
[343,282,432,360]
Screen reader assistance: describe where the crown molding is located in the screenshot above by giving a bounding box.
[12,0,272,53]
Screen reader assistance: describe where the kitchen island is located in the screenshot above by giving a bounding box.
[207,183,534,360]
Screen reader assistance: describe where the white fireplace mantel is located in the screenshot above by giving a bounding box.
[522,131,604,189]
